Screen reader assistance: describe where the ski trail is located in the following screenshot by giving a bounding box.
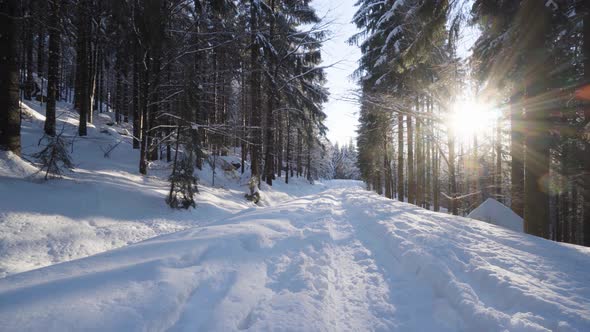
[169,190,398,331]
[338,186,590,331]
[336,188,467,331]
[1,181,589,331]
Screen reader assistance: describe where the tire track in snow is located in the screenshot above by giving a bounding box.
[226,193,397,331]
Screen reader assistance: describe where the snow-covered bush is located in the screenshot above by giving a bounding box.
[245,176,260,204]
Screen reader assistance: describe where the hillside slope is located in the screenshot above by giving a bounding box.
[0,101,316,278]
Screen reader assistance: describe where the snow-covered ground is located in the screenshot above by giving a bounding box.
[0,101,316,278]
[1,182,589,331]
[1,101,590,331]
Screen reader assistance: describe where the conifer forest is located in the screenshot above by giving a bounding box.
[352,0,590,245]
[1,1,590,330]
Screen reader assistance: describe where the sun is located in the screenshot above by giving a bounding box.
[448,100,498,141]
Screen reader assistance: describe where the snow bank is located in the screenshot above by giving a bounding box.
[0,150,39,179]
[467,198,523,232]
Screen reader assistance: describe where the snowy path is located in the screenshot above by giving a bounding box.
[1,182,589,331]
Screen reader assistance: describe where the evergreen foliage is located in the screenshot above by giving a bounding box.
[33,130,74,180]
[7,0,331,207]
[167,153,198,209]
[167,124,199,209]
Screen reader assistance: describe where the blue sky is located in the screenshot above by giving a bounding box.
[312,0,361,145]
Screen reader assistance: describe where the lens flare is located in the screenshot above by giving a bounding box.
[448,101,498,141]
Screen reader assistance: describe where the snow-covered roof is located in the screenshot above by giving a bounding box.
[467,198,523,232]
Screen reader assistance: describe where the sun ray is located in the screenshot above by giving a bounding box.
[448,100,498,142]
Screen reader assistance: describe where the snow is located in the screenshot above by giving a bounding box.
[468,198,524,232]
[0,150,39,178]
[1,182,589,331]
[0,101,310,278]
[1,101,590,331]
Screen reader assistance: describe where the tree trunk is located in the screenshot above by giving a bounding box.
[473,134,481,206]
[384,140,392,199]
[277,110,283,178]
[249,0,261,184]
[37,17,45,77]
[557,150,567,242]
[433,147,440,211]
[510,96,524,217]
[76,0,90,137]
[132,33,141,149]
[571,183,579,244]
[123,72,129,123]
[262,0,276,186]
[263,96,275,185]
[375,169,383,195]
[74,38,82,110]
[24,5,34,101]
[425,97,432,209]
[115,67,122,123]
[397,114,404,201]
[148,55,161,162]
[495,115,502,202]
[241,83,247,174]
[139,54,150,175]
[522,0,551,239]
[95,51,103,113]
[416,103,424,207]
[0,0,21,155]
[87,33,97,125]
[194,43,204,171]
[306,140,312,183]
[407,114,415,204]
[582,0,590,246]
[297,128,302,177]
[448,130,458,215]
[285,113,291,184]
[45,1,61,137]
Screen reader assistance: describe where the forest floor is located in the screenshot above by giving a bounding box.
[0,100,317,279]
[0,102,589,331]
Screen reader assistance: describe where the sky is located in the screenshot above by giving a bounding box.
[311,0,361,146]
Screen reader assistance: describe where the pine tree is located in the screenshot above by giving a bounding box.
[7,0,330,207]
[34,130,74,180]
[352,0,452,209]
